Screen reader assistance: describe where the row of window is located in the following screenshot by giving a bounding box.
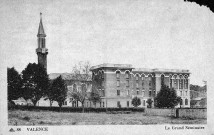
[117,100,147,108]
[116,89,155,97]
[170,79,189,89]
[179,91,188,96]
[116,80,152,87]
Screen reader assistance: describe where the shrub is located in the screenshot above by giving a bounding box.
[131,97,141,107]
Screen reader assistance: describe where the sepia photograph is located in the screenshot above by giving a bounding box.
[1,0,214,134]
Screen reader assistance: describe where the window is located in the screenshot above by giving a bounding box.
[170,76,172,88]
[142,76,145,80]
[126,80,129,87]
[117,101,121,108]
[127,101,129,107]
[103,102,105,107]
[184,79,188,89]
[149,91,152,97]
[153,90,156,96]
[127,89,129,96]
[125,72,129,79]
[143,100,145,106]
[117,80,120,87]
[174,79,178,89]
[137,90,139,95]
[136,82,139,89]
[100,102,102,107]
[102,89,105,96]
[117,90,120,96]
[185,99,188,105]
[161,75,164,85]
[136,75,139,80]
[116,71,120,79]
[142,91,145,96]
[180,99,183,105]
[149,81,151,86]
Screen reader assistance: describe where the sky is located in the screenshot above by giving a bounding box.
[1,0,214,86]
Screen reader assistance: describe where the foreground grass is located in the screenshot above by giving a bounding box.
[8,110,206,125]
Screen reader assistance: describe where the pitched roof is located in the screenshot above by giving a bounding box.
[49,73,92,81]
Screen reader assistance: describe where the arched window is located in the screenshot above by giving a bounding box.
[116,71,120,79]
[125,71,130,79]
[136,74,139,80]
[73,84,77,92]
[185,99,188,105]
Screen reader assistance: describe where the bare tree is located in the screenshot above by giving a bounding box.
[69,61,92,113]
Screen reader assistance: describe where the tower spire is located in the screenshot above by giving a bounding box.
[36,13,48,71]
[37,12,46,37]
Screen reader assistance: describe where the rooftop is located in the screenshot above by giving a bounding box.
[90,63,133,70]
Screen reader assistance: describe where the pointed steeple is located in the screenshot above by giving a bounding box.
[37,12,46,37]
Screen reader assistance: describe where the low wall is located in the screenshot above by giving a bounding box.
[145,108,207,119]
[145,108,176,117]
[177,108,207,119]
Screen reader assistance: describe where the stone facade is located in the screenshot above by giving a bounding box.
[90,63,190,108]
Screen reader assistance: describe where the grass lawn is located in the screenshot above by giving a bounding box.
[8,110,206,125]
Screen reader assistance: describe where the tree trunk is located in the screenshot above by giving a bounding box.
[50,100,52,107]
[82,103,85,113]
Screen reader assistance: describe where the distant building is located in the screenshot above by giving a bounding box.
[90,63,190,108]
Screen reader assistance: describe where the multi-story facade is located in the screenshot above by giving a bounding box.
[90,63,190,108]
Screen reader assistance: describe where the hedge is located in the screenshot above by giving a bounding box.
[9,105,145,113]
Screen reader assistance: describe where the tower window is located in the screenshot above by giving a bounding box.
[117,90,120,96]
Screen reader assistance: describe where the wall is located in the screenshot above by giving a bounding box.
[177,108,207,119]
[145,108,207,119]
[145,108,176,117]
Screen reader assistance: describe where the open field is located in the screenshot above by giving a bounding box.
[8,110,206,125]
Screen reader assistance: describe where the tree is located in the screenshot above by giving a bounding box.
[69,61,92,112]
[131,96,141,107]
[88,92,101,107]
[70,88,87,112]
[43,80,54,107]
[146,98,153,108]
[22,63,49,106]
[154,84,180,108]
[50,75,67,110]
[7,67,22,101]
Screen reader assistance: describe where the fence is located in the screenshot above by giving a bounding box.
[145,108,207,119]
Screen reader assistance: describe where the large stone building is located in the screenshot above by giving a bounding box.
[90,64,190,108]
[35,13,190,108]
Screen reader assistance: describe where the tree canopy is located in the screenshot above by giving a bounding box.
[50,75,67,108]
[21,63,49,106]
[131,96,141,107]
[7,67,22,101]
[154,85,180,108]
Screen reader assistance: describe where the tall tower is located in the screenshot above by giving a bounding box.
[36,13,48,71]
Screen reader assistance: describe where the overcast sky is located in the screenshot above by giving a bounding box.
[1,0,214,85]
